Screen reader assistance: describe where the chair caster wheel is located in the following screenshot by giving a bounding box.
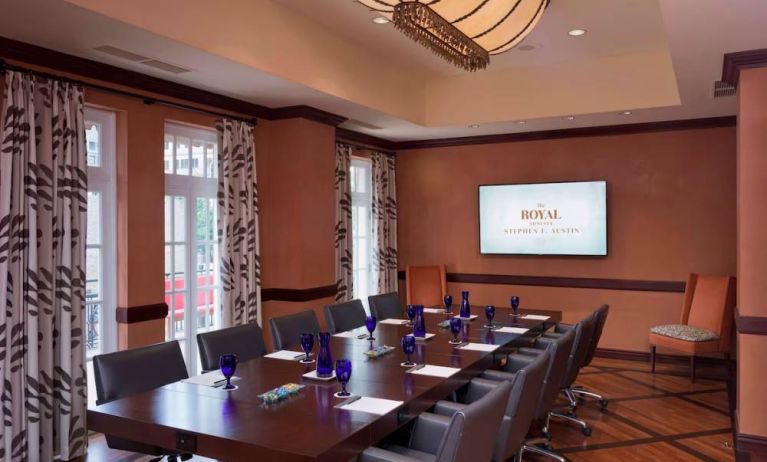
[582,426,593,437]
[599,399,609,410]
[543,431,551,440]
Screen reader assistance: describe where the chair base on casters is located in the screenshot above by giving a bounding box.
[522,439,566,462]
[550,410,593,436]
[572,386,609,410]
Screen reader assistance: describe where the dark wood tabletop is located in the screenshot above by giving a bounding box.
[88,306,561,461]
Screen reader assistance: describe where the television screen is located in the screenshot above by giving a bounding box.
[479,181,607,256]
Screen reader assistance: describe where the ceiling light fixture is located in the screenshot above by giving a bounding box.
[517,120,527,125]
[468,124,480,128]
[565,116,575,120]
[372,16,390,24]
[620,111,632,115]
[568,29,587,36]
[358,0,550,72]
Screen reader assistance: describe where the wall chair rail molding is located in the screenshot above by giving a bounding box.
[397,271,687,293]
[722,48,767,87]
[736,433,767,460]
[735,311,767,335]
[116,303,169,324]
[261,284,338,303]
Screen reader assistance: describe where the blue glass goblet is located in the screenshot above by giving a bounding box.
[365,315,377,341]
[484,305,496,329]
[511,296,520,317]
[406,304,417,326]
[444,295,453,314]
[401,335,416,367]
[449,317,462,345]
[219,354,238,391]
[334,359,352,398]
[300,333,315,364]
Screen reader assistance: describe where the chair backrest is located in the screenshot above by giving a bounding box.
[196,323,267,372]
[682,273,736,350]
[368,292,403,321]
[269,310,321,350]
[93,341,188,405]
[582,304,610,367]
[534,328,576,420]
[324,299,367,334]
[406,265,447,306]
[561,312,599,388]
[435,380,512,462]
[493,350,549,462]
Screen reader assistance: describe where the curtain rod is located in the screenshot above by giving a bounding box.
[0,59,258,126]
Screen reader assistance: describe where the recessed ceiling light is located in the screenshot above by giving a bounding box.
[568,29,587,37]
[565,116,575,120]
[372,16,390,24]
[517,120,527,125]
[468,124,480,128]
[620,111,632,115]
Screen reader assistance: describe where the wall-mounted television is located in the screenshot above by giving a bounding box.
[479,181,607,256]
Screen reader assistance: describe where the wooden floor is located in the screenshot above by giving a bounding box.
[86,357,735,462]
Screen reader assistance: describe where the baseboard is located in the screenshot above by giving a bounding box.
[594,347,732,366]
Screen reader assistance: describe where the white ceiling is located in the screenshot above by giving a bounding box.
[1,0,764,141]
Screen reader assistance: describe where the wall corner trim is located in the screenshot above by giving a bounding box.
[722,48,767,87]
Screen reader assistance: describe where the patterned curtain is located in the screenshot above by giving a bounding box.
[216,119,261,326]
[334,143,353,302]
[371,151,398,293]
[0,71,88,461]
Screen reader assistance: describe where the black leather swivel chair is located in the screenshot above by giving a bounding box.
[369,292,404,321]
[196,323,267,372]
[92,341,190,462]
[268,310,321,350]
[324,299,367,334]
[572,305,610,408]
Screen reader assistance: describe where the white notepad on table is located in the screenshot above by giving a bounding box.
[333,331,365,338]
[181,372,239,387]
[522,314,550,321]
[496,327,529,334]
[423,308,444,314]
[453,314,479,321]
[406,333,436,341]
[459,343,500,352]
[379,318,409,325]
[407,365,460,378]
[338,397,403,415]
[264,350,306,361]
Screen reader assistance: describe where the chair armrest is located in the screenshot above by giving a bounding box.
[410,412,452,455]
[504,354,536,373]
[433,400,467,417]
[360,447,423,462]
[552,323,574,334]
[464,378,501,403]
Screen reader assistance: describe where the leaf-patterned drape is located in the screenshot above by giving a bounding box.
[371,151,398,293]
[334,143,353,302]
[216,119,261,326]
[0,71,88,461]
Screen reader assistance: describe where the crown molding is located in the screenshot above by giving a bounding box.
[336,127,398,151]
[722,48,767,87]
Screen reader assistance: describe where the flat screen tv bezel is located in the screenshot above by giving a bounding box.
[477,180,608,257]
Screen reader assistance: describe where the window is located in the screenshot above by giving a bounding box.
[164,123,220,374]
[350,157,375,307]
[84,108,117,359]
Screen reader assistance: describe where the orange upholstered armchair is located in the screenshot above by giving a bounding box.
[405,265,447,306]
[649,273,736,382]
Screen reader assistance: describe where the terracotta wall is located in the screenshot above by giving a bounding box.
[396,127,737,353]
[736,66,767,443]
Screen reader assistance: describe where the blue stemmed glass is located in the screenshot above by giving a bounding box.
[219,354,238,391]
[401,335,416,367]
[300,333,315,364]
[511,296,520,317]
[484,305,496,329]
[444,295,453,314]
[449,317,462,345]
[365,315,377,341]
[406,304,417,326]
[334,359,352,398]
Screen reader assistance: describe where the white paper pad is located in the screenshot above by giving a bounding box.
[423,308,444,314]
[459,343,500,352]
[496,327,530,334]
[407,365,460,378]
[181,372,240,387]
[333,331,366,338]
[264,350,306,361]
[303,370,336,381]
[453,314,479,321]
[406,332,436,341]
[339,397,404,415]
[522,314,550,321]
[379,318,409,325]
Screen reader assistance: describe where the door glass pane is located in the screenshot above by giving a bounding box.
[174,196,186,242]
[206,143,217,178]
[209,198,217,240]
[86,247,101,302]
[85,122,100,167]
[173,245,186,290]
[85,302,101,357]
[164,196,172,242]
[192,140,205,177]
[195,198,208,241]
[164,135,174,174]
[176,136,190,176]
[87,192,101,245]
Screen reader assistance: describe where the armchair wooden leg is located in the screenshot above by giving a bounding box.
[650,345,656,374]
[690,355,696,383]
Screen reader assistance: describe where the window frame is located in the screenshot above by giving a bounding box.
[350,156,376,308]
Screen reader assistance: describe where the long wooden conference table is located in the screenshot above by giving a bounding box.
[88,306,561,461]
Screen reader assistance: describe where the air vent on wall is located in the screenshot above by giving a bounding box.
[712,80,736,98]
[93,45,191,74]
